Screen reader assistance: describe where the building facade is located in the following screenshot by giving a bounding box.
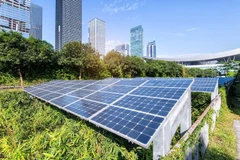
[30,3,42,39]
[88,18,105,56]
[55,0,82,51]
[0,0,31,38]
[130,25,143,57]
[115,43,129,56]
[147,41,156,58]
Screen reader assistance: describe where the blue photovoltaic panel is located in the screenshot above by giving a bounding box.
[67,89,94,98]
[95,79,120,85]
[40,92,63,101]
[86,92,123,104]
[130,87,185,100]
[143,79,193,88]
[67,84,87,89]
[114,79,147,86]
[83,84,108,91]
[113,95,177,117]
[91,106,164,146]
[24,78,193,149]
[191,78,218,92]
[57,88,79,94]
[50,95,79,108]
[102,85,136,94]
[218,77,234,85]
[65,99,107,119]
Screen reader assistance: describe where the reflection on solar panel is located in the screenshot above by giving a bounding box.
[218,77,235,86]
[191,78,218,92]
[24,78,193,148]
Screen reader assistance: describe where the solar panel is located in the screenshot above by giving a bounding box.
[130,87,186,100]
[50,95,79,108]
[143,79,193,88]
[86,92,123,104]
[113,95,176,117]
[218,77,235,85]
[102,85,136,94]
[191,78,218,92]
[90,106,164,146]
[65,99,107,119]
[24,78,193,148]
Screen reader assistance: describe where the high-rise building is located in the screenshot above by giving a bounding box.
[88,18,105,56]
[0,0,31,38]
[115,43,129,56]
[130,25,143,57]
[30,3,42,40]
[147,41,156,58]
[55,0,82,51]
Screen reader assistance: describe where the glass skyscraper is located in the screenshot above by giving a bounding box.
[115,43,129,56]
[88,18,105,56]
[55,0,82,51]
[147,41,156,58]
[30,3,42,40]
[130,25,143,57]
[0,0,31,38]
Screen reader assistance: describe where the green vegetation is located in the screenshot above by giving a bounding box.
[0,91,154,159]
[0,31,217,87]
[204,88,240,160]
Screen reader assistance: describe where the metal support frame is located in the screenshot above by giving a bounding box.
[153,87,192,160]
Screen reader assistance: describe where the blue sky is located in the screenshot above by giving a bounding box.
[31,0,240,57]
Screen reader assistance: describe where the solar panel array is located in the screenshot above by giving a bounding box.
[24,78,193,148]
[191,78,218,92]
[218,77,235,86]
[135,77,219,93]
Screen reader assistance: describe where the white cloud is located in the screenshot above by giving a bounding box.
[105,40,122,54]
[103,0,147,14]
[159,32,186,37]
[186,28,199,32]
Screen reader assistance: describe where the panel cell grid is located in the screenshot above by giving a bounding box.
[143,79,193,88]
[191,78,218,92]
[114,80,147,86]
[67,89,94,98]
[130,87,185,100]
[50,95,79,108]
[113,95,177,117]
[65,99,107,119]
[102,85,136,94]
[91,106,164,145]
[86,92,123,104]
[83,84,108,91]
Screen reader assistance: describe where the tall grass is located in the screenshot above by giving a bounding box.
[0,91,152,159]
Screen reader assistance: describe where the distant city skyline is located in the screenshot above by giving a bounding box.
[147,41,156,58]
[30,3,42,40]
[130,25,143,57]
[0,0,30,38]
[30,0,240,57]
[55,0,82,51]
[88,18,106,56]
[115,43,129,56]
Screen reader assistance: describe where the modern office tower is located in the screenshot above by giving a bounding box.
[147,41,156,58]
[30,3,42,40]
[0,0,31,38]
[55,0,82,51]
[88,18,105,56]
[130,25,143,57]
[115,43,129,56]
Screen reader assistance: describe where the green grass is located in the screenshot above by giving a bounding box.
[204,88,240,160]
[0,91,153,160]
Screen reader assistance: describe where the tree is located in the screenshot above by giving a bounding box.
[104,50,123,77]
[58,42,102,80]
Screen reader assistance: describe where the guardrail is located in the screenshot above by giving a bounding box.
[166,94,222,160]
[0,86,22,90]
